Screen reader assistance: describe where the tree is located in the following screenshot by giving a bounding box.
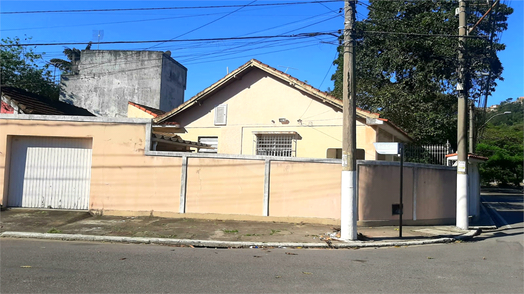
[476,102,523,186]
[330,0,513,145]
[1,36,59,100]
[50,42,92,74]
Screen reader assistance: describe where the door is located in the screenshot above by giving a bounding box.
[8,136,93,210]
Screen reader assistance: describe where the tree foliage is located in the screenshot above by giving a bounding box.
[476,101,523,187]
[50,42,92,74]
[330,0,513,145]
[1,36,60,100]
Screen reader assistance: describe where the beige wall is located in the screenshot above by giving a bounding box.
[127,104,155,119]
[0,117,455,224]
[0,119,181,213]
[172,69,385,160]
[269,161,341,219]
[185,158,265,215]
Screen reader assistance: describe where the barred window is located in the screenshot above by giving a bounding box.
[255,132,300,157]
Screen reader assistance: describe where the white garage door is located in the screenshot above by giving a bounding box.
[8,136,93,210]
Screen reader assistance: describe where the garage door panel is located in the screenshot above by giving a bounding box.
[8,137,92,210]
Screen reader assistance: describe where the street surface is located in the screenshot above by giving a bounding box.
[1,192,522,293]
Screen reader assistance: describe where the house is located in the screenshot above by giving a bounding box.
[152,59,412,160]
[1,86,93,116]
[60,50,187,118]
[127,101,211,153]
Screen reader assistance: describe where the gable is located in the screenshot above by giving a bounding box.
[170,68,354,128]
[156,59,412,142]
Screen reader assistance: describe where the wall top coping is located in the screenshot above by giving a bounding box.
[0,114,151,125]
[146,151,457,170]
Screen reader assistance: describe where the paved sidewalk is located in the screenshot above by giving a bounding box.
[0,208,486,248]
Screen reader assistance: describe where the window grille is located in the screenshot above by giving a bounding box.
[256,134,296,157]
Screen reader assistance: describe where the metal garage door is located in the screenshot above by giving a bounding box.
[7,136,93,210]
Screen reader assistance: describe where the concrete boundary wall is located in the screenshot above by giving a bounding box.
[0,115,457,225]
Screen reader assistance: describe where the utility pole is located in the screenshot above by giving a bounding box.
[456,0,469,230]
[469,100,475,153]
[341,0,357,241]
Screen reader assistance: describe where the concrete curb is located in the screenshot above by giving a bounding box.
[454,229,481,241]
[0,231,479,248]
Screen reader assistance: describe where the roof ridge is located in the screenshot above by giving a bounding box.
[154,59,387,123]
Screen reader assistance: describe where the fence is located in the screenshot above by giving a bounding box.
[405,141,454,165]
[1,116,457,225]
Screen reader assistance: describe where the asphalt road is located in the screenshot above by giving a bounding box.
[1,192,522,293]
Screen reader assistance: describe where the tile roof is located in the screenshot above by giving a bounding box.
[153,59,412,141]
[152,132,212,149]
[128,101,166,118]
[1,86,94,116]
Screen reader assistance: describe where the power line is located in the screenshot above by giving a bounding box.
[182,39,333,66]
[146,0,257,50]
[1,12,228,32]
[177,13,340,62]
[1,1,343,14]
[0,32,339,47]
[179,36,335,64]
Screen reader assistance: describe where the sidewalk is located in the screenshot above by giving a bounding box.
[0,208,485,248]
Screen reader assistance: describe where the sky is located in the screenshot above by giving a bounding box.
[1,0,522,107]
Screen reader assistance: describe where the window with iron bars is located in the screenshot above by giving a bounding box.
[256,134,296,157]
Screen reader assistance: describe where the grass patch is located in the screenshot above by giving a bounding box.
[222,229,238,234]
[269,229,281,235]
[47,228,62,234]
[244,233,261,237]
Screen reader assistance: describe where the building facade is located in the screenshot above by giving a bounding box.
[60,50,187,117]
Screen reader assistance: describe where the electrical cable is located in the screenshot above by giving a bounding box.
[1,12,228,32]
[0,32,339,47]
[146,0,258,50]
[1,1,343,14]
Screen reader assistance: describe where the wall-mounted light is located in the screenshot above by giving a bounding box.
[279,117,289,124]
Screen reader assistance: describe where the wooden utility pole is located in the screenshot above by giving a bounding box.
[456,0,469,230]
[341,0,357,241]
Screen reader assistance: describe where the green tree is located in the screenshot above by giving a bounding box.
[330,0,513,145]
[1,36,59,100]
[49,42,92,74]
[476,102,523,186]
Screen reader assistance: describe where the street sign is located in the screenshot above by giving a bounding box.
[373,142,405,238]
[373,142,402,155]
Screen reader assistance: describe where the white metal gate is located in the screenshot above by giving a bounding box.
[7,136,93,210]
